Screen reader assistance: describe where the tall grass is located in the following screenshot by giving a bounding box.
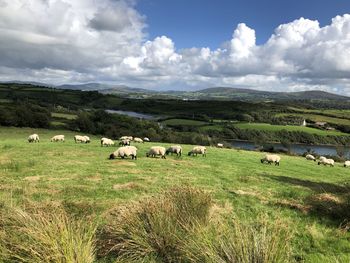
[97,186,212,262]
[97,186,292,263]
[0,204,96,263]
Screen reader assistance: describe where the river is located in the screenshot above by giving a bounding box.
[105,109,161,120]
[232,140,350,158]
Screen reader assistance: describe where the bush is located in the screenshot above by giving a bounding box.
[0,205,96,263]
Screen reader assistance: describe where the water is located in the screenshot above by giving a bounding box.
[232,140,350,158]
[106,109,160,120]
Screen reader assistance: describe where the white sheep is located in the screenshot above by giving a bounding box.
[188,146,207,157]
[101,138,114,147]
[260,154,281,166]
[344,161,350,168]
[217,143,224,148]
[83,136,90,143]
[305,154,316,161]
[146,146,166,159]
[119,139,130,146]
[165,145,182,156]
[74,135,87,143]
[28,134,40,143]
[133,137,143,143]
[120,136,133,141]
[109,146,137,160]
[143,137,150,142]
[319,156,326,161]
[51,135,65,142]
[318,158,334,167]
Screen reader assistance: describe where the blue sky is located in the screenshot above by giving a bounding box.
[1,0,350,94]
[137,0,350,48]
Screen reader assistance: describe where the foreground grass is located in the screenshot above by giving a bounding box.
[234,122,348,136]
[0,126,350,262]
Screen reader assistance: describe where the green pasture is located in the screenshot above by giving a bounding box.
[0,126,350,262]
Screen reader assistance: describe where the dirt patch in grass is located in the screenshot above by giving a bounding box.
[47,177,71,181]
[310,193,342,204]
[112,182,141,190]
[231,189,269,202]
[87,176,102,182]
[24,176,41,182]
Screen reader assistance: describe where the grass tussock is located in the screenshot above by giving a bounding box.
[97,186,292,263]
[97,186,212,262]
[0,204,96,263]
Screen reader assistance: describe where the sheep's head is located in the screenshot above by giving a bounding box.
[109,153,115,159]
[187,151,192,156]
[146,152,150,157]
[260,159,264,163]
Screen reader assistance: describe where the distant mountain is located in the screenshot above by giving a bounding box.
[175,87,350,101]
[57,83,152,94]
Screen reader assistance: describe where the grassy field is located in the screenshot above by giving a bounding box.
[162,118,208,126]
[1,126,350,262]
[234,122,348,136]
[277,113,350,126]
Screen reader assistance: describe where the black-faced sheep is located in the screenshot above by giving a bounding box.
[344,161,350,168]
[318,158,334,167]
[188,146,207,157]
[109,146,137,160]
[146,146,166,159]
[119,139,130,146]
[165,145,182,156]
[28,134,40,143]
[305,154,316,161]
[101,138,114,147]
[51,135,65,142]
[261,154,280,166]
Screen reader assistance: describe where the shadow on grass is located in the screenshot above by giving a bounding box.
[266,175,350,226]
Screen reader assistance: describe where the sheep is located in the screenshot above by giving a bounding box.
[119,139,130,146]
[165,145,182,156]
[217,143,224,148]
[319,156,326,161]
[74,135,87,143]
[260,154,281,166]
[28,134,39,143]
[83,136,90,143]
[133,137,143,143]
[109,146,137,160]
[143,137,150,142]
[305,154,316,161]
[318,158,334,167]
[120,136,133,141]
[188,146,207,157]
[51,135,65,142]
[101,138,114,147]
[344,161,350,168]
[146,146,166,159]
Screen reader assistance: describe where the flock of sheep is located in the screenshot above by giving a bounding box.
[27,133,350,167]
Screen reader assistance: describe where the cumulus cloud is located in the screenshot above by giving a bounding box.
[1,1,350,94]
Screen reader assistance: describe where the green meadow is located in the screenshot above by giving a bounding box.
[1,126,350,262]
[234,122,348,136]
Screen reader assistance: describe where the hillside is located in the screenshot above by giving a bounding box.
[0,126,350,262]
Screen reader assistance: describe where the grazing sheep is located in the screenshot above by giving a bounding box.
[133,137,143,143]
[318,158,334,167]
[120,136,133,141]
[109,146,137,160]
[188,146,207,157]
[74,135,88,143]
[260,154,281,166]
[101,138,114,147]
[83,136,90,143]
[28,134,40,143]
[146,146,166,159]
[319,156,326,161]
[217,143,224,148]
[51,135,65,142]
[305,154,316,161]
[166,145,182,156]
[344,161,350,168]
[143,137,150,142]
[119,139,130,146]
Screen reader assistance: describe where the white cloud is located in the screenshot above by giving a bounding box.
[0,1,350,95]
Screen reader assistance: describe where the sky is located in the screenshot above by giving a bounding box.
[1,0,350,94]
